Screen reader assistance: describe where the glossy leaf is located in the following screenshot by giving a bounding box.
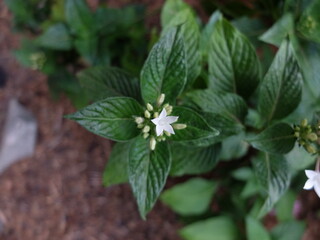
[78,66,140,101]
[246,217,271,240]
[170,143,221,176]
[161,178,217,215]
[128,136,171,218]
[161,0,190,27]
[253,153,291,217]
[249,123,295,154]
[258,40,302,123]
[208,18,260,98]
[163,8,201,89]
[66,97,143,141]
[170,107,220,147]
[140,27,187,104]
[180,216,238,240]
[36,23,72,50]
[103,142,130,187]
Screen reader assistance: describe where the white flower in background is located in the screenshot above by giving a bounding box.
[151,108,178,136]
[303,170,320,198]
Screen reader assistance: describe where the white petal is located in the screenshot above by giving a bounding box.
[314,183,320,198]
[164,116,179,124]
[151,117,159,125]
[303,179,314,190]
[305,170,318,179]
[163,124,175,134]
[156,125,164,136]
[159,108,167,119]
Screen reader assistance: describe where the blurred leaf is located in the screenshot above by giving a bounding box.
[246,217,271,240]
[5,0,36,29]
[179,216,238,240]
[249,123,295,154]
[161,178,217,215]
[161,0,191,27]
[270,220,305,240]
[258,39,302,123]
[170,143,221,176]
[78,66,140,102]
[66,97,143,141]
[103,142,129,187]
[74,36,98,65]
[220,133,249,161]
[128,136,171,219]
[208,18,261,98]
[286,144,315,172]
[275,190,296,222]
[232,167,253,181]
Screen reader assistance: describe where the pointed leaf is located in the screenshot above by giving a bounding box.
[66,97,143,141]
[140,27,187,104]
[103,142,130,187]
[209,18,260,98]
[170,107,220,147]
[258,40,302,123]
[78,66,140,101]
[253,153,291,217]
[249,123,295,154]
[170,143,221,176]
[128,136,171,218]
[161,178,217,215]
[246,217,271,240]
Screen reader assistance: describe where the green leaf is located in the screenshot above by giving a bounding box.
[297,0,320,44]
[259,13,294,47]
[220,133,249,161]
[246,217,271,240]
[253,153,291,218]
[36,23,72,50]
[170,107,220,147]
[208,18,260,98]
[270,220,305,240]
[78,66,140,102]
[140,27,187,105]
[161,0,191,27]
[128,136,171,218]
[286,143,315,172]
[187,90,248,123]
[201,10,222,58]
[275,190,296,222]
[258,39,303,123]
[66,97,143,141]
[161,178,217,216]
[170,143,221,176]
[103,142,130,187]
[179,216,238,240]
[248,123,295,154]
[162,8,201,89]
[65,0,95,37]
[74,36,98,65]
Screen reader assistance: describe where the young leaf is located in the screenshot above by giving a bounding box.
[36,23,72,50]
[74,36,98,65]
[65,0,95,37]
[253,153,291,218]
[103,142,130,187]
[297,0,320,44]
[258,40,302,123]
[66,97,143,141]
[140,27,187,104]
[248,123,295,154]
[208,18,260,98]
[246,217,271,240]
[270,220,305,240]
[162,8,201,89]
[259,13,294,47]
[160,0,191,27]
[170,107,220,147]
[161,178,217,215]
[179,216,238,240]
[128,136,171,218]
[187,90,248,123]
[170,143,221,176]
[78,66,140,101]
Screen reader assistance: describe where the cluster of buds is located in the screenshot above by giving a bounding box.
[294,119,319,154]
[30,52,46,70]
[134,93,187,150]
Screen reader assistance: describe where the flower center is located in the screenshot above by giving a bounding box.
[158,118,168,126]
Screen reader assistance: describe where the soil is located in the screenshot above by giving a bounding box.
[0,0,320,240]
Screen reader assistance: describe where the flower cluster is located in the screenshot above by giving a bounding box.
[134,93,187,150]
[294,119,319,154]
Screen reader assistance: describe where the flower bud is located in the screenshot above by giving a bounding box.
[173,124,187,130]
[157,94,165,106]
[137,124,144,129]
[135,117,144,124]
[301,119,308,127]
[143,133,149,139]
[146,103,153,111]
[142,125,150,133]
[153,112,159,118]
[305,144,317,154]
[164,131,171,137]
[294,132,300,138]
[308,133,318,141]
[144,110,151,118]
[150,137,156,151]
[165,105,173,115]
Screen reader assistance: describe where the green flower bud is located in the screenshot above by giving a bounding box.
[301,119,308,127]
[173,124,187,130]
[308,133,318,141]
[142,125,150,133]
[146,103,153,111]
[144,110,151,118]
[150,137,156,151]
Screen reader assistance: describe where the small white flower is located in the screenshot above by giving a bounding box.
[303,170,320,197]
[151,109,178,136]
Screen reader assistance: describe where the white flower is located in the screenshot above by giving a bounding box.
[303,170,320,197]
[151,109,178,136]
